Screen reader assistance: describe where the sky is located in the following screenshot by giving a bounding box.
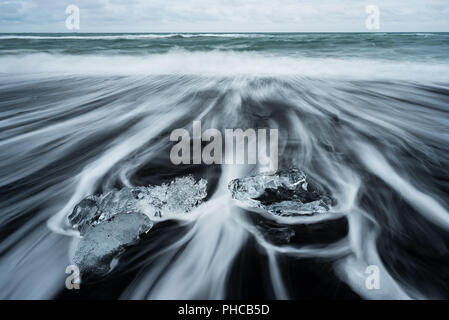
[0,0,448,33]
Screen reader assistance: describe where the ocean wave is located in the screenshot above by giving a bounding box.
[0,51,448,81]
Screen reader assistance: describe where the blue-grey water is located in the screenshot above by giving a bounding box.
[0,33,449,299]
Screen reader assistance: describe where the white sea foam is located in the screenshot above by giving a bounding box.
[1,51,448,81]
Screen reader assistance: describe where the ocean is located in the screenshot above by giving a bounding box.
[0,33,448,299]
[1,33,449,79]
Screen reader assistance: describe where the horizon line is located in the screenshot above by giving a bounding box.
[1,31,449,34]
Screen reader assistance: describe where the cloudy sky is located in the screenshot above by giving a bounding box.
[1,0,448,32]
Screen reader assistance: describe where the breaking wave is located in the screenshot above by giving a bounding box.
[1,52,449,81]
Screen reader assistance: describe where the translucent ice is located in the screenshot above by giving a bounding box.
[72,212,153,277]
[68,175,207,278]
[228,169,331,216]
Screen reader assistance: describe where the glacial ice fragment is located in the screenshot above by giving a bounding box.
[68,176,207,277]
[228,168,331,216]
[72,212,153,277]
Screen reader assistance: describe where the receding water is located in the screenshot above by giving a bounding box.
[0,33,448,299]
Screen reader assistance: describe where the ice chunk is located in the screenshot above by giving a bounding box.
[256,220,296,244]
[72,212,153,277]
[68,175,207,278]
[228,169,331,216]
[69,176,207,232]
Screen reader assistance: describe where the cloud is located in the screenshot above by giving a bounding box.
[0,0,448,32]
[0,1,25,21]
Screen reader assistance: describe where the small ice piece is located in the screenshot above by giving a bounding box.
[228,169,331,217]
[68,175,207,278]
[256,220,296,244]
